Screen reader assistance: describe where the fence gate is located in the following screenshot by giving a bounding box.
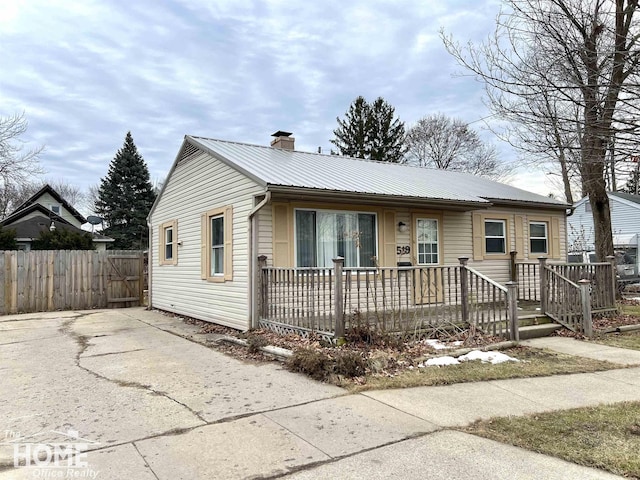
[107,253,144,308]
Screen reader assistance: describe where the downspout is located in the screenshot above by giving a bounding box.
[147,220,152,310]
[248,191,271,329]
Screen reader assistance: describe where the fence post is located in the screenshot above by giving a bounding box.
[605,255,618,302]
[333,257,345,340]
[579,279,593,338]
[459,257,469,324]
[539,257,548,314]
[256,255,268,325]
[509,251,518,282]
[506,281,519,342]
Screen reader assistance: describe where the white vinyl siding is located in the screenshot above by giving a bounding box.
[568,194,640,252]
[150,149,263,330]
[35,192,83,227]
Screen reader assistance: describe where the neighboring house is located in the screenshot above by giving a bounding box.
[149,132,569,331]
[568,191,640,269]
[0,184,113,251]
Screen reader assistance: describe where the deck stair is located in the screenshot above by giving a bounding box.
[516,303,562,339]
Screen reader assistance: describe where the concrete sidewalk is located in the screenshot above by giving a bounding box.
[1,309,637,479]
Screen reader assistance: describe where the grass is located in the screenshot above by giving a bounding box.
[593,331,640,351]
[341,347,622,392]
[465,402,640,479]
[620,302,640,317]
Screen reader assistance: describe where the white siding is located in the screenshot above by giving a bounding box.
[34,192,83,227]
[150,151,264,330]
[568,195,640,250]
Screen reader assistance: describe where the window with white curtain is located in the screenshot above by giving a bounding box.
[295,209,377,268]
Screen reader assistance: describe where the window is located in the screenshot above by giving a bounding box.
[50,205,60,214]
[165,226,174,260]
[416,218,439,265]
[159,220,177,265]
[202,206,232,282]
[210,215,224,275]
[529,221,548,254]
[485,220,506,254]
[295,209,377,268]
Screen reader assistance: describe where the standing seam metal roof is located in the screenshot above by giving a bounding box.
[187,136,567,207]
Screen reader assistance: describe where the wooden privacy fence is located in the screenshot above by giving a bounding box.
[257,256,518,341]
[0,250,144,315]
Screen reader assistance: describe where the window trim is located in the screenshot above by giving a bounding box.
[50,205,61,214]
[202,206,233,282]
[293,207,379,268]
[529,221,549,255]
[159,220,178,265]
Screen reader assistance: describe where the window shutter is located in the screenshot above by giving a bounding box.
[224,206,233,280]
[272,204,291,267]
[382,210,396,267]
[472,213,483,260]
[551,217,561,259]
[201,213,207,279]
[514,215,525,260]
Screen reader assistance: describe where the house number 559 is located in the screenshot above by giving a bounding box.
[396,246,410,255]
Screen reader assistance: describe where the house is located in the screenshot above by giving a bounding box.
[568,191,640,272]
[148,132,570,331]
[0,184,114,251]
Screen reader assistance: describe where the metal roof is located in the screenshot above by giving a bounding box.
[186,136,568,208]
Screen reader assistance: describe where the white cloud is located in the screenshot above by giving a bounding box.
[0,0,553,200]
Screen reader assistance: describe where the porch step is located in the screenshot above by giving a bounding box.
[518,323,562,340]
[517,314,555,327]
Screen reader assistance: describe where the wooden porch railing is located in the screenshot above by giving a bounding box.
[511,254,617,313]
[257,256,518,340]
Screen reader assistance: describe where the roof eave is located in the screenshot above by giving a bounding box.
[266,185,492,211]
[483,197,570,211]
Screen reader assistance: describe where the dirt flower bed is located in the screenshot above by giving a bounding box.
[185,315,507,379]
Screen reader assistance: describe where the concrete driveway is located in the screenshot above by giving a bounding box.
[0,308,629,479]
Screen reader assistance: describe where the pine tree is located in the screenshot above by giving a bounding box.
[331,96,370,159]
[95,132,156,250]
[368,97,406,163]
[331,96,406,162]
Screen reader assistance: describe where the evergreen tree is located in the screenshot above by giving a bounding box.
[95,132,156,250]
[31,228,94,250]
[331,96,370,159]
[623,170,640,195]
[331,96,407,163]
[0,227,17,250]
[368,97,406,163]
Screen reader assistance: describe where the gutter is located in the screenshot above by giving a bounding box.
[248,191,272,329]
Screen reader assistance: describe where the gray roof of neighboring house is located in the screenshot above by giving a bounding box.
[186,136,568,208]
[610,191,640,205]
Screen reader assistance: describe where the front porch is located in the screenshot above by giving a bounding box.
[256,255,618,341]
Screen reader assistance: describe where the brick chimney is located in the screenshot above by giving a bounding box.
[270,131,295,150]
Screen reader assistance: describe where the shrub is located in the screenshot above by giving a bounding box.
[286,348,331,381]
[333,351,367,377]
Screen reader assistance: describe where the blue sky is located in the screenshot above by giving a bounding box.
[0,0,562,205]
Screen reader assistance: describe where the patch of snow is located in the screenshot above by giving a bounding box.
[424,339,462,350]
[424,356,460,367]
[458,350,519,365]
